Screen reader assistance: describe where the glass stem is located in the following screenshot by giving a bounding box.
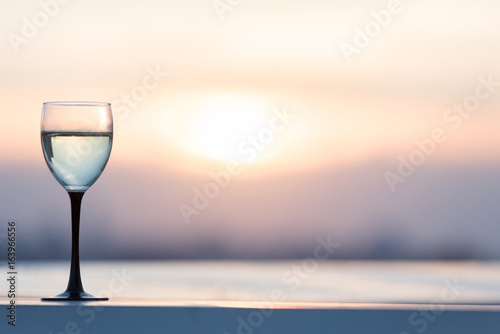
[66,191,85,295]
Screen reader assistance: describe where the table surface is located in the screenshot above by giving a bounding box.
[2,261,500,334]
[4,260,500,304]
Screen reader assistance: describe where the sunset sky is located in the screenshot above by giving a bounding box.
[2,0,500,259]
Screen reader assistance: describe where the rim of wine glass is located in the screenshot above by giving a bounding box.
[43,101,111,107]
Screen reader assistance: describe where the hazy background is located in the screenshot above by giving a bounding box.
[2,0,500,260]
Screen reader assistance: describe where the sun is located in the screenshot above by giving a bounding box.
[147,93,313,174]
[188,99,268,162]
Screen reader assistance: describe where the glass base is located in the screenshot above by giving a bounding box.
[41,290,109,301]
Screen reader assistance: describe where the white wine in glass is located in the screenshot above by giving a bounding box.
[41,131,112,191]
[40,102,113,301]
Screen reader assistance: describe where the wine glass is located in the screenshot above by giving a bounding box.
[40,101,113,301]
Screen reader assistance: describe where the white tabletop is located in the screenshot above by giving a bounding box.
[11,260,500,303]
[2,261,500,333]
